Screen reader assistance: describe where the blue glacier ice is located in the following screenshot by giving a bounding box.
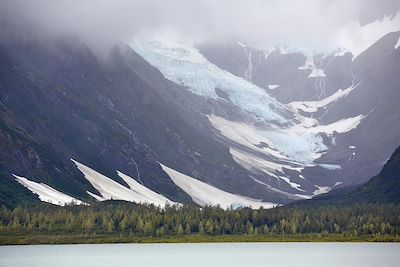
[128,38,352,169]
[129,39,293,124]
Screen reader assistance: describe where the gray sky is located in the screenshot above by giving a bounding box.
[1,0,399,52]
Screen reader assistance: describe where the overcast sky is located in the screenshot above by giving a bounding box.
[1,0,399,53]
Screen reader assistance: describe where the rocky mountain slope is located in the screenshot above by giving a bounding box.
[1,30,399,208]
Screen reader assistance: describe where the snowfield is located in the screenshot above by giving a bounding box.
[14,175,86,206]
[396,35,400,49]
[117,171,173,206]
[72,159,175,207]
[337,12,400,58]
[268,84,280,90]
[288,83,360,113]
[160,163,277,209]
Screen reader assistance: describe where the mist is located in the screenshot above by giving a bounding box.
[1,0,400,54]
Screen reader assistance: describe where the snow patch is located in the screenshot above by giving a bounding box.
[86,191,105,201]
[309,68,326,78]
[14,175,86,206]
[71,159,175,207]
[268,84,280,90]
[313,185,331,196]
[319,164,341,170]
[288,83,359,113]
[279,176,305,192]
[334,182,343,187]
[298,57,326,78]
[230,149,303,177]
[304,114,364,134]
[117,171,174,206]
[395,35,400,49]
[237,40,246,48]
[160,163,276,209]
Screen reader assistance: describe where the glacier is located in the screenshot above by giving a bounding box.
[129,39,292,124]
[129,37,366,199]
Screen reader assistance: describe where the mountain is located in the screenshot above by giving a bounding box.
[0,37,284,208]
[303,145,400,204]
[198,31,400,189]
[0,30,399,209]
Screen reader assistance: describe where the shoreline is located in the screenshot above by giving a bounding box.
[1,233,399,246]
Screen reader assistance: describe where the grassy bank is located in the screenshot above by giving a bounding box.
[1,232,399,245]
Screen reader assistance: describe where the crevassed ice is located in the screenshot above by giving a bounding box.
[129,39,292,124]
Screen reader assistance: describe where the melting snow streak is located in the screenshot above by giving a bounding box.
[72,159,175,207]
[160,163,276,209]
[14,175,86,206]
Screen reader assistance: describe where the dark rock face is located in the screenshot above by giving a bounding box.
[0,37,288,207]
[318,32,400,186]
[305,145,400,205]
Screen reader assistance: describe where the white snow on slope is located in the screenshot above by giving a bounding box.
[309,68,326,78]
[395,35,400,49]
[160,163,277,209]
[129,38,291,124]
[230,148,303,178]
[14,175,86,206]
[338,12,400,58]
[208,115,288,160]
[268,84,280,90]
[288,83,359,113]
[208,115,327,164]
[313,185,331,196]
[298,57,326,78]
[304,115,364,134]
[279,176,304,192]
[319,164,341,170]
[117,171,173,206]
[72,159,175,207]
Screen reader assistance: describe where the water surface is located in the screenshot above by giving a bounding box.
[0,242,399,267]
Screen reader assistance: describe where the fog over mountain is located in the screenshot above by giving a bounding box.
[1,0,399,53]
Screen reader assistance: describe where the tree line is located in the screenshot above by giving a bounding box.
[0,201,399,239]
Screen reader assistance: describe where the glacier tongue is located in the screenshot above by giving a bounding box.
[129,39,292,124]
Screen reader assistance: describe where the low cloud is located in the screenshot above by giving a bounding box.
[1,0,399,52]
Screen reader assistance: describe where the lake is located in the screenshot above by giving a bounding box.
[0,243,399,267]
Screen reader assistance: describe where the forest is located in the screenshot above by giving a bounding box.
[0,201,399,244]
